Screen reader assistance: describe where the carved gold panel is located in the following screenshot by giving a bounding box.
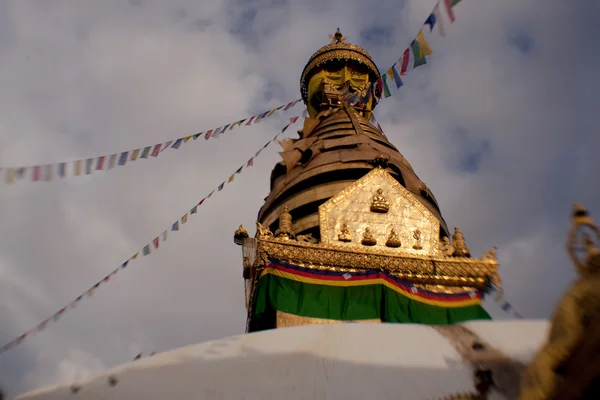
[319,167,441,256]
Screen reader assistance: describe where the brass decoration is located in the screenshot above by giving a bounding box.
[296,233,318,244]
[255,222,273,238]
[385,228,401,248]
[274,206,295,239]
[276,310,380,328]
[412,228,423,250]
[328,27,347,44]
[440,237,455,257]
[519,203,600,400]
[319,168,441,257]
[338,223,352,242]
[253,236,500,291]
[370,188,390,213]
[481,247,497,262]
[361,227,377,246]
[233,225,249,245]
[452,227,471,257]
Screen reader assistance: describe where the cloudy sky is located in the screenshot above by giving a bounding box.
[0,0,599,395]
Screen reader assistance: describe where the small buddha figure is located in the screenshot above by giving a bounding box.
[338,223,352,242]
[385,228,401,248]
[370,188,390,213]
[275,206,294,239]
[412,229,423,250]
[452,227,471,257]
[361,227,377,246]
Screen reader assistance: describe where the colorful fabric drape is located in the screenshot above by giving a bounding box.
[250,260,491,331]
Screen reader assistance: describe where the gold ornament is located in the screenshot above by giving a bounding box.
[452,227,471,257]
[370,188,390,213]
[275,206,294,239]
[338,223,352,242]
[255,222,273,238]
[412,228,423,250]
[385,228,401,248]
[361,227,377,246]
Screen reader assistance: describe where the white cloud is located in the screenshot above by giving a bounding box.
[0,0,598,396]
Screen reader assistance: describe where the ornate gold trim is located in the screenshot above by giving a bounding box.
[276,311,380,328]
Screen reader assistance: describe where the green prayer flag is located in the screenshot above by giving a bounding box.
[410,40,427,68]
[382,75,392,98]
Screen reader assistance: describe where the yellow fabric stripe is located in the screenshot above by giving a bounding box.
[261,268,481,308]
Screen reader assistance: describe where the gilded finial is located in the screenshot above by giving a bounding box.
[361,227,377,246]
[481,247,497,261]
[452,227,471,257]
[255,222,273,238]
[338,222,352,242]
[328,27,347,44]
[385,228,401,248]
[370,188,390,213]
[275,206,295,239]
[567,203,600,275]
[234,225,249,245]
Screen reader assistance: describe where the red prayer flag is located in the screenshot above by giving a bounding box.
[151,144,162,157]
[444,0,456,22]
[290,116,299,124]
[32,166,41,181]
[153,237,160,249]
[283,102,294,111]
[247,157,254,167]
[205,130,213,140]
[401,49,410,75]
[245,116,256,126]
[96,156,106,170]
[198,198,206,206]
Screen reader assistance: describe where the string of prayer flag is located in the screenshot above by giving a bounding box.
[0,115,303,356]
[1,100,302,185]
[486,284,524,319]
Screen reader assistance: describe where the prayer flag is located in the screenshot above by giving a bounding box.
[118,152,128,166]
[96,156,106,170]
[205,130,213,140]
[5,169,14,184]
[218,182,225,191]
[400,49,410,75]
[410,40,427,68]
[153,237,160,249]
[382,74,392,98]
[290,116,299,124]
[181,213,188,224]
[121,261,129,269]
[220,124,230,133]
[184,136,192,142]
[171,138,183,149]
[131,252,139,260]
[283,101,294,111]
[247,157,254,167]
[207,190,215,198]
[433,4,446,37]
[452,0,463,5]
[416,32,433,57]
[192,133,201,140]
[198,198,206,206]
[108,154,117,168]
[85,158,93,175]
[141,146,151,159]
[142,245,151,256]
[392,65,403,88]
[161,230,168,241]
[172,221,179,231]
[130,149,140,161]
[190,205,197,214]
[44,164,52,181]
[74,161,82,176]
[33,166,41,181]
[162,140,172,150]
[444,0,456,22]
[58,163,66,178]
[245,116,256,125]
[228,174,235,183]
[267,109,278,117]
[151,144,162,157]
[235,166,243,174]
[425,13,437,32]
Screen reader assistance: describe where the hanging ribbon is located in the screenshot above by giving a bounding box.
[485,284,524,319]
[0,115,303,356]
[1,100,302,185]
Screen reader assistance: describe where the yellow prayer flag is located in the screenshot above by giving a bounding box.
[416,32,433,57]
[130,149,141,161]
[87,288,94,297]
[181,213,188,224]
[5,168,14,184]
[267,109,278,117]
[228,174,235,183]
[132,252,139,260]
[184,136,192,143]
[74,160,82,176]
[386,67,396,82]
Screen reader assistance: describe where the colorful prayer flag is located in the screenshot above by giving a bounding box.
[382,75,392,98]
[130,149,141,161]
[118,152,128,166]
[142,245,151,256]
[247,157,254,167]
[151,144,162,157]
[109,154,118,169]
[416,32,433,57]
[141,146,151,159]
[425,12,437,32]
[44,164,52,181]
[153,237,160,249]
[86,159,94,175]
[181,213,188,224]
[184,136,192,142]
[290,116,299,124]
[58,163,66,178]
[5,169,14,184]
[74,161,82,176]
[245,116,256,125]
[171,138,183,149]
[162,141,173,151]
[161,230,167,241]
[433,4,446,37]
[410,40,427,68]
[172,221,179,231]
[444,0,456,22]
[228,174,235,183]
[392,65,403,88]
[205,130,213,140]
[33,166,41,181]
[218,182,225,191]
[190,205,197,215]
[96,156,106,170]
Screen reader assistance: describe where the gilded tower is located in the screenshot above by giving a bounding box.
[235,30,500,331]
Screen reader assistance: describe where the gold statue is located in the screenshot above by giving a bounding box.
[439,236,455,256]
[361,227,377,246]
[412,228,423,250]
[370,188,390,213]
[275,206,294,239]
[255,222,273,238]
[385,228,401,248]
[328,27,347,44]
[519,203,600,400]
[452,227,471,257]
[338,223,352,242]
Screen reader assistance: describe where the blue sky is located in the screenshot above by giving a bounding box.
[0,0,599,396]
